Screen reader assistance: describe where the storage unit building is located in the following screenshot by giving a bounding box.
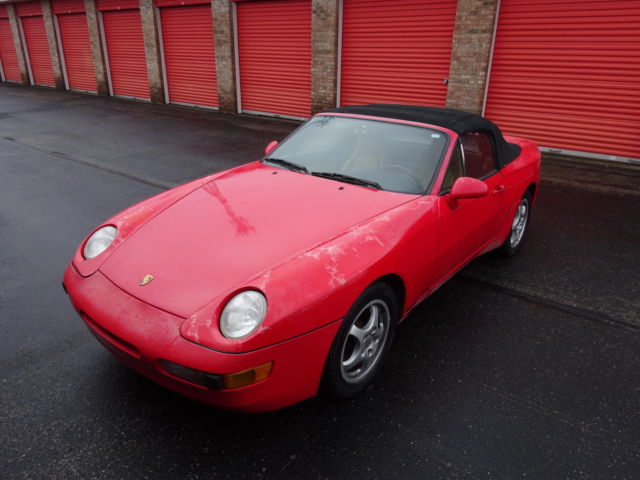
[158,0,218,108]
[0,0,637,164]
[484,0,640,161]
[339,0,457,107]
[16,1,56,86]
[235,0,312,118]
[0,5,22,82]
[98,0,150,99]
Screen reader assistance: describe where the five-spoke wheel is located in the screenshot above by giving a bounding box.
[340,299,390,384]
[500,191,532,256]
[323,283,397,398]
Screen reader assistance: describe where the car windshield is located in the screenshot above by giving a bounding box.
[263,115,449,194]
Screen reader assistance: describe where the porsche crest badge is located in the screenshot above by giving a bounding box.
[140,274,154,286]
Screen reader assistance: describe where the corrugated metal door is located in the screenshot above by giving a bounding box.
[236,0,311,118]
[159,3,218,107]
[485,0,640,161]
[18,2,56,87]
[57,14,96,91]
[54,0,96,92]
[100,2,150,99]
[340,0,457,107]
[53,0,86,13]
[0,11,22,82]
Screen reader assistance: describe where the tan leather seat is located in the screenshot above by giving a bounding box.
[343,136,384,173]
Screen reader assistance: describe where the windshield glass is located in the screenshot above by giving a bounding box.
[264,115,449,194]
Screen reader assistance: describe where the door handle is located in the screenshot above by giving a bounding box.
[492,185,505,195]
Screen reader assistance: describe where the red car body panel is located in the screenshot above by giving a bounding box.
[64,110,541,412]
[100,162,416,319]
[63,266,341,413]
[71,172,224,278]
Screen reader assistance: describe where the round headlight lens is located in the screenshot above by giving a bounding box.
[83,226,117,259]
[220,290,267,339]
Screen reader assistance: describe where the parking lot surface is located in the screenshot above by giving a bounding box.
[1,84,639,479]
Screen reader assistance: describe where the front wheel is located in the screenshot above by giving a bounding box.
[322,283,397,398]
[499,191,532,256]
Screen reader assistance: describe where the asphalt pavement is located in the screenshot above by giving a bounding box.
[1,84,639,479]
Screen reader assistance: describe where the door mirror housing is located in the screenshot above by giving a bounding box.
[264,140,279,156]
[447,177,488,209]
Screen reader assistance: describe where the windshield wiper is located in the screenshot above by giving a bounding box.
[263,157,308,174]
[311,171,382,190]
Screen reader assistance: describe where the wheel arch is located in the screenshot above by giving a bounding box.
[371,273,406,321]
[526,182,538,203]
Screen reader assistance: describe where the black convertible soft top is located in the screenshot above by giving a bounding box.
[327,104,521,167]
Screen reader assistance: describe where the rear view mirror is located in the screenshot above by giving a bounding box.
[446,177,488,209]
[264,140,278,156]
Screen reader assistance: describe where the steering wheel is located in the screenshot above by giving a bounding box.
[382,164,423,191]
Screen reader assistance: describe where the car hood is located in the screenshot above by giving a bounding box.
[100,163,414,318]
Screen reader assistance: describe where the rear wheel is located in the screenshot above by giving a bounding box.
[499,191,532,256]
[322,283,397,398]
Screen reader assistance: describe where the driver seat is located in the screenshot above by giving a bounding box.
[343,136,384,173]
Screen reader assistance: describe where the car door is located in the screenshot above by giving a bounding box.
[436,132,505,277]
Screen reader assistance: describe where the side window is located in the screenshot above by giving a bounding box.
[440,141,464,192]
[460,132,496,179]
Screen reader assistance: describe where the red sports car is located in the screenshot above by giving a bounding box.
[63,105,540,412]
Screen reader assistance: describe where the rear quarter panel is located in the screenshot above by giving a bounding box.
[494,136,541,244]
[503,136,541,200]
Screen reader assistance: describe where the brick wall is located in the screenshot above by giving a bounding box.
[446,0,499,114]
[140,0,165,104]
[311,0,339,114]
[41,0,65,89]
[213,0,237,114]
[84,0,109,96]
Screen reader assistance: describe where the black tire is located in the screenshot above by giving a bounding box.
[322,282,398,398]
[499,191,532,257]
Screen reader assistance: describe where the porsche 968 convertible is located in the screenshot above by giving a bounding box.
[63,105,541,412]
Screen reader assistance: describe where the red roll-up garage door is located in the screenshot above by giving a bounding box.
[53,0,97,92]
[485,0,640,161]
[98,0,149,99]
[158,0,218,107]
[16,1,56,87]
[236,0,311,118]
[0,7,22,82]
[340,0,457,107]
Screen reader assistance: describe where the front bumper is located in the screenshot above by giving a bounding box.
[63,265,341,413]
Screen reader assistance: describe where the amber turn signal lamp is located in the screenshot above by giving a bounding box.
[222,362,273,390]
